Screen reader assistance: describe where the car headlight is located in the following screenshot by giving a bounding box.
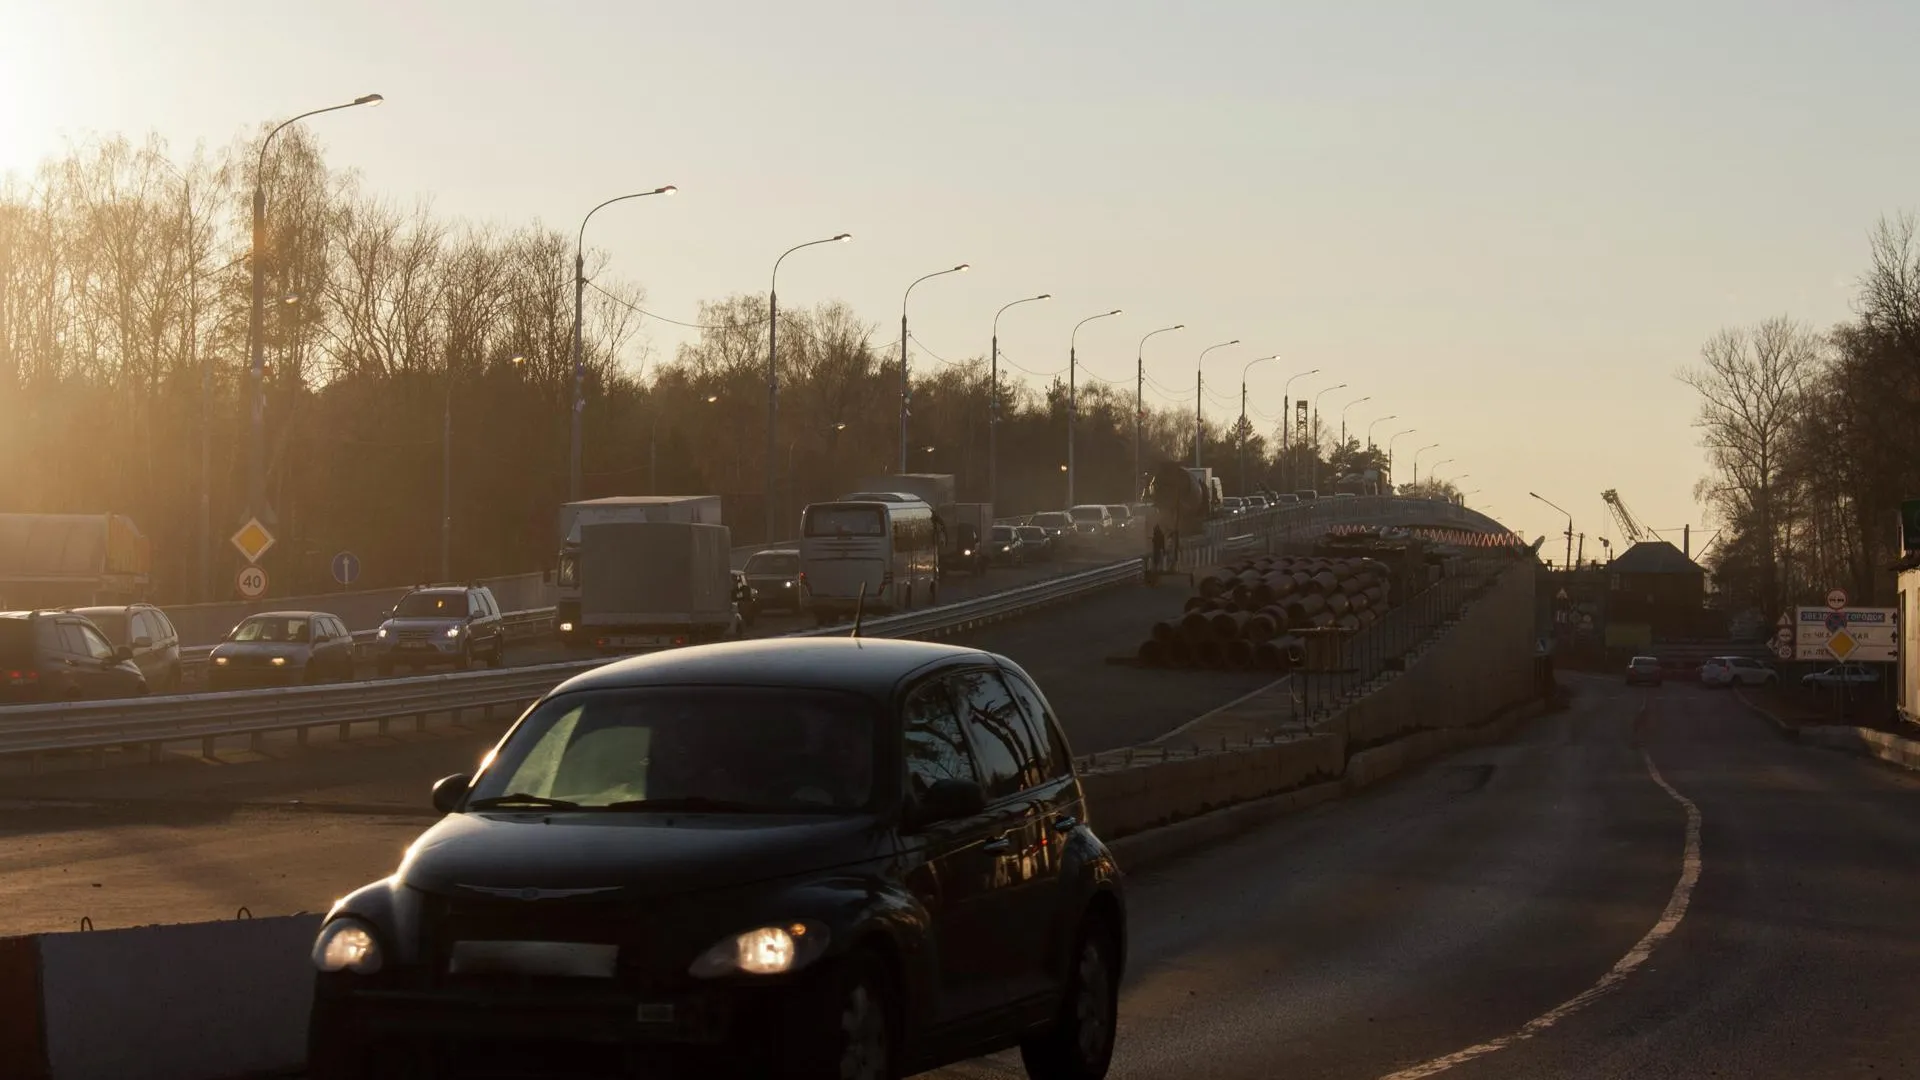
[213,656,229,666]
[688,921,831,978]
[312,917,383,974]
[446,626,461,638]
[559,620,575,632]
[270,657,286,667]
[782,581,792,589]
[375,627,388,639]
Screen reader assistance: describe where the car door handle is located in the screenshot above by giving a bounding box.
[1050,815,1079,833]
[980,835,1014,855]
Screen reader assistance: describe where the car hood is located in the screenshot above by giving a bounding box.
[396,811,893,899]
[211,640,310,659]
[384,617,462,631]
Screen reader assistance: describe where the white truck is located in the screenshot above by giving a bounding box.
[575,520,736,651]
[554,496,723,644]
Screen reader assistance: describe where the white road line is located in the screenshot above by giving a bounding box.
[1376,729,1703,1079]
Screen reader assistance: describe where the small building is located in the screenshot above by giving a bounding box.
[1605,540,1708,645]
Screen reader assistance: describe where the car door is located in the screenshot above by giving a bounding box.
[66,620,135,697]
[329,617,356,678]
[129,610,162,683]
[897,674,1026,1032]
[997,664,1083,1003]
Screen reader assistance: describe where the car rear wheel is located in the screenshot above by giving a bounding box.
[1020,914,1120,1080]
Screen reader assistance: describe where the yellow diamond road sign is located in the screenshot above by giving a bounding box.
[230,518,275,564]
[1827,628,1857,662]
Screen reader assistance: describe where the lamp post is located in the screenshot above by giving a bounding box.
[570,183,676,503]
[1338,394,1372,448]
[1424,458,1454,487]
[1135,325,1184,498]
[768,233,851,541]
[247,93,382,530]
[1365,414,1398,449]
[992,293,1050,509]
[1530,491,1574,570]
[1309,383,1347,490]
[1410,443,1440,487]
[1238,354,1279,496]
[900,264,970,472]
[1385,428,1416,487]
[1279,367,1319,492]
[1193,340,1240,467]
[1068,309,1124,506]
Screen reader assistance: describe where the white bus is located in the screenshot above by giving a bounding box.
[799,497,940,624]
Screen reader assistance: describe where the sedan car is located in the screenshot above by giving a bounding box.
[1625,655,1663,686]
[308,638,1125,1080]
[1802,663,1880,690]
[210,611,357,689]
[1030,511,1073,552]
[986,524,1029,566]
[1699,655,1777,687]
[742,548,804,612]
[1015,524,1055,562]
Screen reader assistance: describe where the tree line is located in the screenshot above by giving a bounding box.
[1682,215,1920,621]
[2,131,1365,603]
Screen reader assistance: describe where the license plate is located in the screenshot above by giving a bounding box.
[400,641,432,650]
[449,940,617,978]
[607,635,670,648]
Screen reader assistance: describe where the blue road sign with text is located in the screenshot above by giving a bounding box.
[331,551,361,586]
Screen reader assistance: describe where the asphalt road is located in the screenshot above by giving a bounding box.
[931,674,1920,1079]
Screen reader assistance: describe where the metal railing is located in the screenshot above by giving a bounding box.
[0,560,1144,764]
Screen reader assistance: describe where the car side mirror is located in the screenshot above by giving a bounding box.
[132,635,153,649]
[112,645,134,664]
[432,773,472,814]
[915,777,986,828]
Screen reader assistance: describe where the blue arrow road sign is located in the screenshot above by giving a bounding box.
[331,551,361,587]
[1825,611,1848,633]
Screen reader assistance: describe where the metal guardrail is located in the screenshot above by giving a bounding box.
[0,560,1144,764]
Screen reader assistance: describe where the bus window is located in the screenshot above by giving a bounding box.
[805,506,885,537]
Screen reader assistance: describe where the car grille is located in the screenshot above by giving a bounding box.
[396,628,440,642]
[425,893,691,991]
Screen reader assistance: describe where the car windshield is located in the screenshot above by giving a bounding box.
[75,610,128,643]
[1070,506,1105,521]
[745,553,800,575]
[1016,527,1046,541]
[394,592,463,618]
[469,687,878,812]
[231,617,310,643]
[1109,506,1131,521]
[991,526,1014,541]
[804,505,886,537]
[1631,657,1658,667]
[1033,513,1070,528]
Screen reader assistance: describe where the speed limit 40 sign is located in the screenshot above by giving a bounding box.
[236,564,269,600]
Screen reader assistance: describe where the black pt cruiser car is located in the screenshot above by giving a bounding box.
[308,637,1126,1080]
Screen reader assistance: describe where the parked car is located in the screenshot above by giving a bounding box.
[307,638,1127,1080]
[1699,655,1777,687]
[986,524,1029,566]
[373,584,507,675]
[1016,523,1056,561]
[70,603,183,693]
[0,610,146,702]
[209,611,357,689]
[1802,663,1880,690]
[1625,655,1663,686]
[742,548,804,612]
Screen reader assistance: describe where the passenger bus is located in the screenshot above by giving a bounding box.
[799,496,940,624]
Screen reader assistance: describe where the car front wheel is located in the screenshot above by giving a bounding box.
[1021,915,1120,1080]
[780,950,895,1080]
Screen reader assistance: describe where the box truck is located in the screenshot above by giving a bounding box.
[576,520,736,651]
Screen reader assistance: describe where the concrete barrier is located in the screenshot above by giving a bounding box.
[0,914,320,1080]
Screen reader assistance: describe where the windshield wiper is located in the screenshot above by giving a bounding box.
[602,796,778,813]
[467,793,584,811]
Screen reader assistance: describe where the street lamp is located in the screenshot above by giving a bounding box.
[246,92,382,534]
[1279,367,1320,486]
[1385,428,1417,486]
[1238,354,1279,496]
[1530,491,1574,569]
[1068,309,1124,506]
[1193,340,1240,467]
[992,293,1050,509]
[1410,443,1440,484]
[570,183,677,503]
[1307,383,1348,488]
[1365,414,1398,448]
[1337,395,1372,448]
[1134,325,1185,497]
[900,264,970,471]
[1426,458,1455,484]
[767,233,851,541]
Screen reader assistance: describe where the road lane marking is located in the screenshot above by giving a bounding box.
[1375,740,1702,1079]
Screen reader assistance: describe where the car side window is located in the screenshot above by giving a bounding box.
[484,591,499,617]
[331,618,348,640]
[152,610,175,642]
[949,669,1036,800]
[901,678,977,801]
[37,620,65,655]
[1001,667,1072,782]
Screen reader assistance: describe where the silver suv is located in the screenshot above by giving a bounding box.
[373,585,507,675]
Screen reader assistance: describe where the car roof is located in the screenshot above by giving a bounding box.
[241,610,330,619]
[552,637,998,700]
[748,548,799,557]
[71,604,155,615]
[1630,655,1659,662]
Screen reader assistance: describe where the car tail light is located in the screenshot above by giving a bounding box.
[6,669,37,686]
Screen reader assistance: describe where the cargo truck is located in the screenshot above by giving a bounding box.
[554,496,722,644]
[576,520,736,651]
[938,502,994,575]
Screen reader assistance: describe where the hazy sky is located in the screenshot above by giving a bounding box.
[4,0,1916,554]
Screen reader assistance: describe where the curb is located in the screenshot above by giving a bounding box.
[1731,688,1802,740]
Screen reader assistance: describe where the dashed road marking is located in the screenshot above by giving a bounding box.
[1375,712,1702,1079]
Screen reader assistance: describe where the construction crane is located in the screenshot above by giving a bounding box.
[1600,489,1652,544]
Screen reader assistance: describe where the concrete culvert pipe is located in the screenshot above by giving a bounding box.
[1183,595,1210,613]
[1225,638,1257,669]
[1287,593,1327,621]
[1337,613,1361,633]
[1180,610,1214,643]
[1197,574,1229,600]
[1310,611,1337,629]
[1245,611,1279,642]
[1164,637,1194,668]
[1151,621,1180,644]
[1196,638,1229,669]
[1209,610,1249,640]
[1326,592,1353,616]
